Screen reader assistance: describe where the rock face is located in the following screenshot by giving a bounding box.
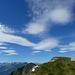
[9,63,36,75]
[71,58,75,61]
[32,65,39,72]
[0,62,27,75]
[50,57,59,62]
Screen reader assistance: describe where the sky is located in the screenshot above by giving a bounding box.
[0,0,75,63]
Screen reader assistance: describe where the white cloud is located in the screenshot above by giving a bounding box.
[0,46,8,49]
[0,42,8,46]
[69,47,75,51]
[31,51,41,55]
[0,24,36,47]
[0,0,74,55]
[50,8,71,24]
[23,23,46,35]
[25,0,75,54]
[59,42,75,53]
[26,0,75,23]
[59,50,68,53]
[33,38,59,51]
[1,50,18,55]
[0,24,15,34]
[0,33,36,46]
[69,42,75,46]
[24,0,74,35]
[0,42,5,46]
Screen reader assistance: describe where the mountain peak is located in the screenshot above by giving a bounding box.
[9,57,75,75]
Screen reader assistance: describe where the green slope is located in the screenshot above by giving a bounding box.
[9,57,75,75]
[31,57,75,75]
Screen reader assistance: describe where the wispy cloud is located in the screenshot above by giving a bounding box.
[0,24,59,55]
[0,24,38,55]
[0,42,7,46]
[24,0,74,36]
[59,50,68,53]
[1,50,18,55]
[31,51,41,55]
[59,42,75,53]
[0,46,8,49]
[33,38,59,51]
[0,0,75,55]
[0,24,15,34]
[0,24,36,47]
[23,0,75,54]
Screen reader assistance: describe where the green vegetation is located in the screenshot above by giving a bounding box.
[31,57,75,75]
[9,57,75,75]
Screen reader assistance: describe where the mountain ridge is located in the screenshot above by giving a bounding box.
[0,62,28,75]
[9,57,75,75]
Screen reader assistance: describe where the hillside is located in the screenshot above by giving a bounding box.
[9,63,36,75]
[9,57,75,75]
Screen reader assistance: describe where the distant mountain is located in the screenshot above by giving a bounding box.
[9,63,36,75]
[9,57,75,75]
[0,62,27,75]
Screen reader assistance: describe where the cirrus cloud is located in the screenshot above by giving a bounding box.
[33,38,59,51]
[1,50,18,55]
[24,0,75,36]
[0,24,36,47]
[59,42,75,53]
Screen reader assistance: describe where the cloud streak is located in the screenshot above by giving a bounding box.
[0,24,59,55]
[31,51,41,55]
[0,46,8,49]
[59,42,75,53]
[1,50,18,55]
[0,24,36,47]
[33,38,59,51]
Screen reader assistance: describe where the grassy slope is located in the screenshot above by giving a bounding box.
[31,57,75,75]
[9,57,75,75]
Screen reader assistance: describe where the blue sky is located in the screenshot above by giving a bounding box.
[0,0,75,63]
